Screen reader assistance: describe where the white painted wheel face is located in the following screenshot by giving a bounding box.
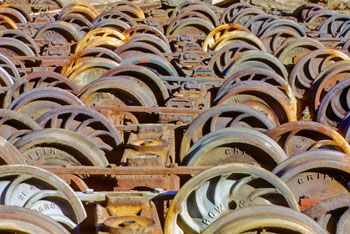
[165,164,298,234]
[0,165,86,230]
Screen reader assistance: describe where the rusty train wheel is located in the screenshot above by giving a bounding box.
[306,10,335,25]
[122,33,171,53]
[312,61,350,113]
[90,18,131,32]
[36,105,122,153]
[289,48,349,101]
[202,23,250,51]
[168,17,215,36]
[317,79,350,129]
[180,104,276,158]
[61,47,122,77]
[0,15,17,30]
[0,109,41,144]
[75,27,125,53]
[0,37,36,56]
[267,121,350,156]
[120,53,178,76]
[57,5,98,23]
[244,14,278,35]
[230,7,265,25]
[303,194,350,234]
[92,10,135,27]
[0,30,40,55]
[258,19,306,53]
[201,205,327,234]
[273,150,350,211]
[101,64,169,105]
[123,25,168,44]
[0,7,28,24]
[14,128,109,166]
[220,3,253,24]
[182,127,287,170]
[3,71,79,109]
[217,67,292,102]
[338,110,350,143]
[78,76,157,107]
[58,14,92,35]
[65,57,120,88]
[208,43,259,77]
[34,21,82,56]
[274,37,325,72]
[293,3,324,22]
[215,80,297,124]
[318,14,350,37]
[0,4,31,23]
[7,87,84,119]
[0,136,25,165]
[208,30,266,52]
[110,1,145,19]
[222,50,288,80]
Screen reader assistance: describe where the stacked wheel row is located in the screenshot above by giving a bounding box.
[0,1,350,234]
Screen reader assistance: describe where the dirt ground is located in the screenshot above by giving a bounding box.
[58,0,350,13]
[240,0,350,14]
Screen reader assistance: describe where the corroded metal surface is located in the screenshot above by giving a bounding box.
[303,194,350,234]
[267,121,350,156]
[273,150,350,211]
[181,127,288,170]
[0,164,86,229]
[164,163,299,234]
[0,1,349,233]
[201,206,328,234]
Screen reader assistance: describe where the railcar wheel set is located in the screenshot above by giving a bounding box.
[1,0,350,233]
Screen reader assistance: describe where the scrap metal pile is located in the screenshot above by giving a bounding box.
[1,0,350,233]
